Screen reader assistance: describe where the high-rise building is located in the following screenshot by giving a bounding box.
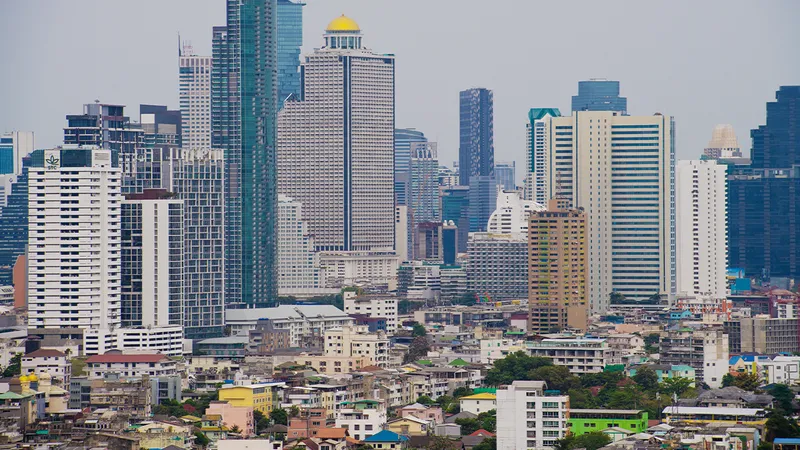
[528,199,588,334]
[487,190,544,236]
[437,165,459,188]
[675,160,727,298]
[524,108,560,203]
[27,146,122,330]
[441,186,470,253]
[140,104,182,148]
[468,175,496,232]
[213,0,279,307]
[703,124,742,159]
[543,110,675,312]
[414,222,443,262]
[278,15,395,252]
[128,147,226,339]
[179,44,212,150]
[277,0,304,106]
[0,154,33,286]
[571,79,627,113]
[121,190,184,328]
[467,232,528,300]
[394,205,409,262]
[495,161,515,190]
[409,141,439,240]
[729,86,800,281]
[277,194,325,296]
[459,88,494,187]
[496,381,570,450]
[0,131,34,175]
[394,129,427,207]
[64,103,142,174]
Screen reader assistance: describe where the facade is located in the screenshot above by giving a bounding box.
[675,160,727,298]
[728,86,800,281]
[0,154,31,286]
[467,233,528,300]
[571,79,627,113]
[487,190,544,236]
[83,326,184,356]
[85,353,177,379]
[568,410,648,436]
[226,304,354,347]
[0,131,34,175]
[495,161,515,190]
[127,147,226,339]
[21,349,71,387]
[395,205,409,261]
[409,142,440,239]
[121,191,184,329]
[27,146,121,330]
[496,381,569,450]
[414,222,443,262]
[440,186,470,253]
[335,399,387,442]
[218,383,284,415]
[468,174,497,233]
[543,110,675,312]
[395,128,428,207]
[179,44,212,150]
[525,108,561,203]
[528,199,589,334]
[206,401,256,437]
[459,393,496,415]
[703,124,742,159]
[660,327,729,388]
[63,103,142,177]
[277,0,304,106]
[343,294,398,333]
[277,195,325,296]
[139,104,182,147]
[278,16,395,252]
[734,316,799,354]
[459,88,494,187]
[247,319,292,354]
[318,251,399,290]
[323,325,389,367]
[525,338,608,373]
[212,0,279,308]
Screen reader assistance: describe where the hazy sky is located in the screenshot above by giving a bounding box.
[1,1,798,181]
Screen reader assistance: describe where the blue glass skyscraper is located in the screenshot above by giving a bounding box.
[0,151,38,285]
[277,0,304,106]
[459,88,494,187]
[394,128,427,206]
[571,79,627,113]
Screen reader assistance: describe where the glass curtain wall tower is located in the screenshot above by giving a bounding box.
[277,0,304,106]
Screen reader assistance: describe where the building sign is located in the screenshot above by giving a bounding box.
[44,149,60,170]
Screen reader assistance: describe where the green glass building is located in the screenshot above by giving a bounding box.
[567,409,648,436]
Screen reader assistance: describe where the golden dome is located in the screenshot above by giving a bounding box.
[28,373,38,382]
[326,15,360,32]
[19,375,29,382]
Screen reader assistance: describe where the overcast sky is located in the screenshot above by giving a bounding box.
[1,1,798,181]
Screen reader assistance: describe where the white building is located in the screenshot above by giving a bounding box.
[178,44,211,150]
[324,325,389,367]
[395,205,409,262]
[277,195,326,296]
[675,160,727,299]
[83,326,184,356]
[404,261,441,301]
[660,327,729,388]
[525,338,609,373]
[496,380,569,450]
[28,146,122,330]
[21,349,71,386]
[277,16,394,253]
[121,193,184,329]
[85,353,178,379]
[319,251,399,291]
[543,111,675,312]
[0,174,17,208]
[480,338,526,364]
[226,304,354,347]
[762,356,800,385]
[0,131,34,175]
[335,399,387,441]
[467,233,528,300]
[524,108,560,203]
[459,393,496,415]
[343,293,398,333]
[486,190,544,236]
[703,124,742,159]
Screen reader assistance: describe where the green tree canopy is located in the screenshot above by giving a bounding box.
[417,395,435,405]
[659,377,694,398]
[485,351,554,386]
[555,432,612,450]
[768,384,795,414]
[472,437,497,450]
[632,366,660,391]
[404,336,431,363]
[722,372,761,392]
[412,323,427,337]
[2,353,21,378]
[269,408,289,426]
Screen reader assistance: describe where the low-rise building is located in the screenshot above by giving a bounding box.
[568,410,648,436]
[334,399,387,441]
[496,380,569,450]
[627,364,696,386]
[660,327,729,388]
[397,403,443,424]
[524,338,609,373]
[460,393,496,416]
[218,382,284,415]
[85,353,177,380]
[318,251,400,291]
[196,336,249,359]
[387,416,431,436]
[206,401,255,438]
[83,326,184,357]
[480,338,525,364]
[247,319,292,355]
[343,293,398,333]
[362,430,409,450]
[661,406,767,427]
[324,325,389,367]
[226,305,354,348]
[21,349,71,387]
[287,408,328,440]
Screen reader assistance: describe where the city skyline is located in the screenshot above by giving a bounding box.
[2,1,798,183]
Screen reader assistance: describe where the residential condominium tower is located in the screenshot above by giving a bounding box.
[179,44,212,150]
[277,0,304,105]
[212,0,279,307]
[542,111,675,312]
[524,108,561,203]
[277,15,395,252]
[277,194,325,296]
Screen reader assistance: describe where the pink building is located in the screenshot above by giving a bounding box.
[206,401,255,437]
[397,403,443,424]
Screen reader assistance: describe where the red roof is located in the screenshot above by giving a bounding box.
[469,429,495,437]
[86,354,170,364]
[25,349,67,358]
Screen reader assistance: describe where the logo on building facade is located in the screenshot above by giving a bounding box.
[45,152,60,170]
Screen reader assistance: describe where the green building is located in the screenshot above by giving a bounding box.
[568,409,648,436]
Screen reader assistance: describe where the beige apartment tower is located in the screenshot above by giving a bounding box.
[528,199,588,334]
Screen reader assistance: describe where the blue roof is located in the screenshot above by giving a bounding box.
[774,438,800,444]
[363,430,409,443]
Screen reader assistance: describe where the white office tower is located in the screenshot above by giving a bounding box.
[675,160,728,298]
[28,146,121,329]
[486,190,544,236]
[544,111,675,313]
[524,108,560,203]
[121,192,184,328]
[179,44,211,150]
[0,131,34,175]
[496,381,569,450]
[277,194,326,296]
[277,15,395,252]
[395,205,409,261]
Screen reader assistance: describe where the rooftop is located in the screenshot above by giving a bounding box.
[24,349,67,358]
[226,304,349,322]
[86,354,169,364]
[461,393,496,401]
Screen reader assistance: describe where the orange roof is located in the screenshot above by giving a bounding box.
[316,428,348,439]
[469,429,495,437]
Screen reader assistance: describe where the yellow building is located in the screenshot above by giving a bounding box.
[218,383,283,414]
[300,354,368,375]
[387,416,430,436]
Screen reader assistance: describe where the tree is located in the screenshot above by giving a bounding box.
[472,437,497,450]
[453,387,474,399]
[2,353,21,378]
[289,405,300,418]
[455,417,481,435]
[765,411,800,441]
[412,323,427,337]
[404,336,431,363]
[632,366,660,391]
[530,365,581,392]
[768,384,795,414]
[659,377,694,398]
[485,351,554,386]
[610,292,626,304]
[436,395,459,414]
[555,432,611,450]
[722,372,761,391]
[417,395,435,405]
[229,425,241,434]
[567,388,597,409]
[253,410,270,434]
[193,431,210,448]
[269,408,289,426]
[428,436,461,450]
[477,409,497,433]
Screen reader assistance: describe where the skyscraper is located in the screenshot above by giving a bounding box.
[277,194,325,296]
[277,15,395,252]
[409,141,439,242]
[571,79,627,113]
[277,0,304,105]
[675,160,727,298]
[179,44,212,150]
[0,131,34,175]
[441,186,470,253]
[27,146,122,330]
[729,86,800,281]
[64,102,142,174]
[468,175,496,232]
[543,111,675,312]
[140,104,182,148]
[459,88,494,186]
[495,161,515,190]
[524,108,560,203]
[528,199,588,334]
[467,232,528,300]
[0,153,32,286]
[213,0,279,307]
[703,124,742,159]
[394,128,427,206]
